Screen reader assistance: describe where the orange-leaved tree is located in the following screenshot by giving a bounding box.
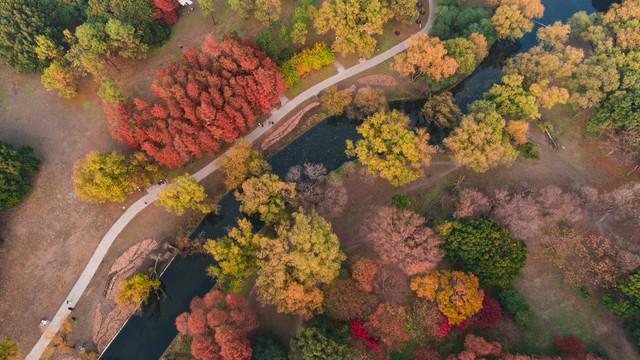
[411,270,484,325]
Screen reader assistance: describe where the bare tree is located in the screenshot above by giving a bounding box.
[454,188,492,219]
[366,207,444,275]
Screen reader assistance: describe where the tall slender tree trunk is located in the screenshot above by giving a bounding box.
[211,13,215,25]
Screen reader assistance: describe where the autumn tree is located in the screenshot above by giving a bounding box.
[454,188,492,219]
[452,334,502,359]
[115,273,161,310]
[156,173,216,215]
[491,0,544,41]
[505,120,529,145]
[352,258,378,292]
[366,207,444,275]
[476,295,502,328]
[440,217,527,287]
[347,87,388,120]
[315,0,391,57]
[228,0,282,25]
[443,100,518,173]
[73,151,162,203]
[346,110,434,186]
[387,0,419,24]
[290,322,356,360]
[486,74,540,120]
[0,338,19,360]
[542,228,619,289]
[279,43,335,87]
[256,210,345,318]
[220,139,270,191]
[0,141,40,211]
[176,290,258,360]
[469,32,490,63]
[41,60,78,99]
[199,0,216,24]
[421,91,462,130]
[235,173,296,225]
[555,336,586,358]
[365,303,410,351]
[287,163,347,219]
[152,0,180,25]
[320,85,353,116]
[444,37,478,77]
[98,80,127,104]
[205,218,263,284]
[394,34,458,82]
[105,33,285,167]
[411,270,484,325]
[323,279,378,321]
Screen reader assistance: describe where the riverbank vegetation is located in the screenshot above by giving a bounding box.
[3,0,640,358]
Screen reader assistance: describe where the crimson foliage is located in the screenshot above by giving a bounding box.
[106,32,285,167]
[153,0,180,24]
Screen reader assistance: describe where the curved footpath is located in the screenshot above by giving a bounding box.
[25,4,434,359]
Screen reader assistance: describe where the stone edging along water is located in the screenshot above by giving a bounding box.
[24,3,435,359]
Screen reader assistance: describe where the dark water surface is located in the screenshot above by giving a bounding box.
[101,1,615,358]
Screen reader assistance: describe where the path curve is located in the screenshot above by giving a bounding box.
[25,3,434,358]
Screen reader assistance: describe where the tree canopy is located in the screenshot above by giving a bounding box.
[106,33,285,168]
[72,151,161,203]
[394,34,458,82]
[205,218,264,284]
[411,270,484,325]
[235,173,296,225]
[220,139,270,191]
[443,100,517,173]
[0,0,81,72]
[314,0,391,57]
[346,110,433,186]
[0,141,40,211]
[440,217,528,287]
[156,174,216,215]
[491,0,544,41]
[290,322,355,360]
[256,210,345,318]
[431,0,496,45]
[115,273,161,310]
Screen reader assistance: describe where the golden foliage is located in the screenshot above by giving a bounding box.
[394,33,458,82]
[505,120,529,146]
[411,270,484,325]
[235,173,296,225]
[220,139,270,191]
[157,173,217,216]
[114,273,161,310]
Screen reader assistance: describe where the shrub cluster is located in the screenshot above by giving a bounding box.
[279,43,335,87]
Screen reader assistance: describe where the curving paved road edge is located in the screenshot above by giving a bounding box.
[25,2,434,358]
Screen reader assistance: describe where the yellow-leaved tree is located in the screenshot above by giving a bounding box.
[205,217,265,284]
[443,100,517,173]
[256,210,345,319]
[346,110,433,187]
[314,0,391,57]
[115,273,161,310]
[411,270,484,325]
[156,173,216,215]
[220,139,271,191]
[73,151,162,203]
[235,173,296,225]
[490,0,544,41]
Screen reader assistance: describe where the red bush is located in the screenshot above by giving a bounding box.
[436,315,451,338]
[555,336,586,358]
[476,294,502,329]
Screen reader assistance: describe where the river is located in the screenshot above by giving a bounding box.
[101,1,616,358]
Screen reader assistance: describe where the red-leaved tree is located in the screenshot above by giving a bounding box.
[476,294,502,329]
[105,32,285,167]
[555,336,586,358]
[365,303,410,352]
[175,289,258,360]
[152,0,180,24]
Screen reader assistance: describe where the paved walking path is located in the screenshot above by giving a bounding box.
[25,3,433,358]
